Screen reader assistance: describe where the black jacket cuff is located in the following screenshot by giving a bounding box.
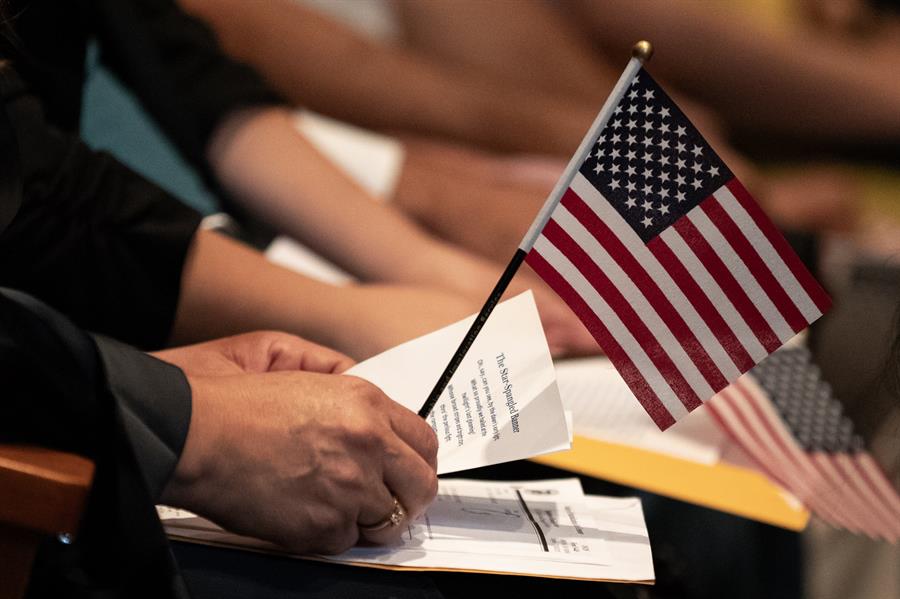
[92,334,192,500]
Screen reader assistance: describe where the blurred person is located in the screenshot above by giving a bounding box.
[0,51,439,599]
[179,0,859,250]
[396,0,900,151]
[394,0,870,226]
[3,0,595,357]
[0,45,475,360]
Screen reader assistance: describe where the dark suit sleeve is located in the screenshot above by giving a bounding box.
[0,288,192,598]
[92,0,280,169]
[92,334,192,499]
[0,288,191,501]
[0,288,108,458]
[0,73,202,350]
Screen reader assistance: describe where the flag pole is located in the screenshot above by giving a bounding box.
[519,40,653,253]
[418,41,654,419]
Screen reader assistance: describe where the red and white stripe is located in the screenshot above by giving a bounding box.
[707,378,856,532]
[833,452,900,540]
[708,376,900,541]
[852,453,900,539]
[525,172,830,429]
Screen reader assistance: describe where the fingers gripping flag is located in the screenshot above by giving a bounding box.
[525,68,831,429]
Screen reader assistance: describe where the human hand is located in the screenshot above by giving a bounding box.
[161,371,439,553]
[152,331,355,377]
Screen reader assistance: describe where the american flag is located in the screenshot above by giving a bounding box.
[524,68,831,430]
[709,346,900,540]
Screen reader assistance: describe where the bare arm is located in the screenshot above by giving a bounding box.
[170,229,476,360]
[208,104,614,331]
[573,0,900,144]
[207,107,449,284]
[393,0,621,101]
[178,0,595,154]
[174,225,598,359]
[206,107,543,300]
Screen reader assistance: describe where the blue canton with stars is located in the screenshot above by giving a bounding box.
[579,68,732,244]
[752,347,864,453]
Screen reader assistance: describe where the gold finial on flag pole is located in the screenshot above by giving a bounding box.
[632,40,654,62]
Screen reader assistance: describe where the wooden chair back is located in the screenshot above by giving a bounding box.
[0,445,94,599]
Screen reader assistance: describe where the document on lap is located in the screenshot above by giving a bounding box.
[157,293,655,581]
[159,478,654,583]
[347,290,571,474]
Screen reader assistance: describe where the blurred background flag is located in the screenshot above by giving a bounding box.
[523,66,831,429]
[707,346,900,541]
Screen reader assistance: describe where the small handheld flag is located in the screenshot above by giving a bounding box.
[710,346,900,541]
[419,42,831,429]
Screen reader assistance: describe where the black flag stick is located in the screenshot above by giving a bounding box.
[417,249,527,418]
[418,42,653,419]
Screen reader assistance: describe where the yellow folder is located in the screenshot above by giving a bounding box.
[533,434,809,531]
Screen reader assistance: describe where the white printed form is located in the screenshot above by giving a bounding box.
[390,478,609,564]
[159,479,653,582]
[347,291,571,474]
